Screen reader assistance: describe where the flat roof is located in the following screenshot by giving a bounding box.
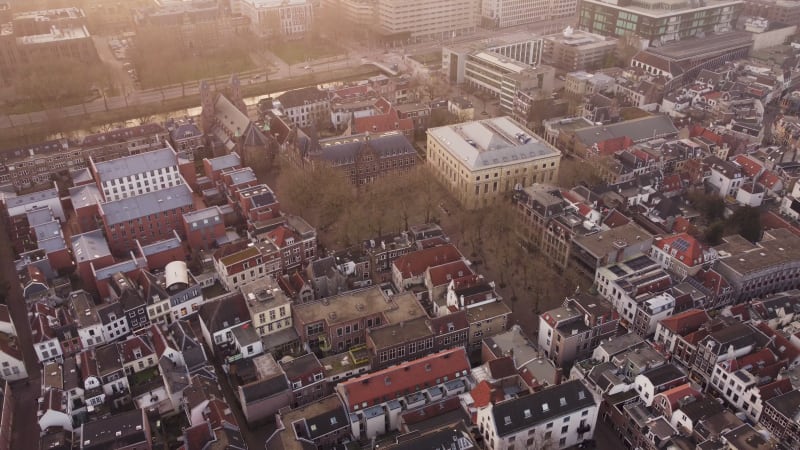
[92,146,176,182]
[646,32,754,61]
[428,116,560,171]
[368,316,432,349]
[100,184,193,226]
[573,222,653,257]
[464,301,511,322]
[293,287,425,326]
[582,0,744,19]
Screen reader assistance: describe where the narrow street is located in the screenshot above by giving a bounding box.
[192,319,275,450]
[0,218,42,447]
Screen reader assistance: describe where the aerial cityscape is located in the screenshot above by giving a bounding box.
[1,0,800,449]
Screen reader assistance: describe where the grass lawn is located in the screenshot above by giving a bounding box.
[136,47,255,89]
[410,51,441,66]
[269,39,344,65]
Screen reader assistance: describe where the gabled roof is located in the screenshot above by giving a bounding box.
[337,347,470,411]
[655,383,702,411]
[392,244,462,279]
[490,380,595,437]
[198,294,250,334]
[654,233,710,267]
[426,260,473,287]
[659,308,709,336]
[119,335,154,364]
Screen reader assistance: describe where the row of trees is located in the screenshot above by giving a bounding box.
[686,190,763,244]
[274,161,444,248]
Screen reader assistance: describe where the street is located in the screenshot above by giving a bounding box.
[0,18,576,132]
[0,218,42,448]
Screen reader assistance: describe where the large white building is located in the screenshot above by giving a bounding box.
[481,0,578,28]
[89,145,184,201]
[443,37,552,113]
[375,0,478,43]
[427,116,561,209]
[476,379,597,449]
[237,0,314,38]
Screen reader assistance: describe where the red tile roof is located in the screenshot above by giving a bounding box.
[267,225,298,248]
[653,233,710,267]
[487,356,517,379]
[429,310,469,335]
[119,335,154,365]
[469,380,493,408]
[206,398,238,429]
[337,347,470,412]
[427,260,473,287]
[659,308,709,336]
[758,171,781,190]
[393,244,462,279]
[661,174,683,193]
[733,155,763,178]
[149,324,169,358]
[689,125,724,145]
[603,209,630,228]
[353,107,414,135]
[760,211,800,237]
[655,383,702,411]
[755,322,800,365]
[595,136,634,156]
[758,378,793,402]
[672,217,692,233]
[726,348,777,372]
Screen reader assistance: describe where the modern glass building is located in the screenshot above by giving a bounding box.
[578,0,743,45]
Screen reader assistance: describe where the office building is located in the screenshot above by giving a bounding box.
[543,27,618,71]
[481,0,578,28]
[578,0,743,46]
[374,0,478,43]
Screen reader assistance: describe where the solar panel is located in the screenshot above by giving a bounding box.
[673,238,690,252]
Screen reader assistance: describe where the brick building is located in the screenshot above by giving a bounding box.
[292,287,426,355]
[303,132,418,185]
[98,184,195,254]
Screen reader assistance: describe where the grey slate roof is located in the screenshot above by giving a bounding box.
[241,373,289,403]
[81,123,166,147]
[139,233,182,256]
[491,379,595,437]
[81,408,147,450]
[71,230,111,263]
[206,152,241,171]
[214,95,250,135]
[640,363,685,387]
[3,186,58,210]
[277,86,329,109]
[316,132,415,164]
[69,184,102,210]
[573,115,679,147]
[100,184,193,226]
[92,146,177,182]
[428,116,559,170]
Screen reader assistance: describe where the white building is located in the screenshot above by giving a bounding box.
[0,333,27,381]
[481,0,578,28]
[375,0,477,43]
[97,302,131,343]
[706,156,744,198]
[68,291,106,349]
[1,183,66,222]
[237,0,314,38]
[240,277,293,337]
[89,145,184,201]
[476,379,597,449]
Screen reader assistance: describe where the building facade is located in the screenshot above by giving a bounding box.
[578,0,742,45]
[427,117,561,209]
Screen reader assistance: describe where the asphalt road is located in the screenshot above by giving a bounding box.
[0,218,42,447]
[0,18,577,132]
